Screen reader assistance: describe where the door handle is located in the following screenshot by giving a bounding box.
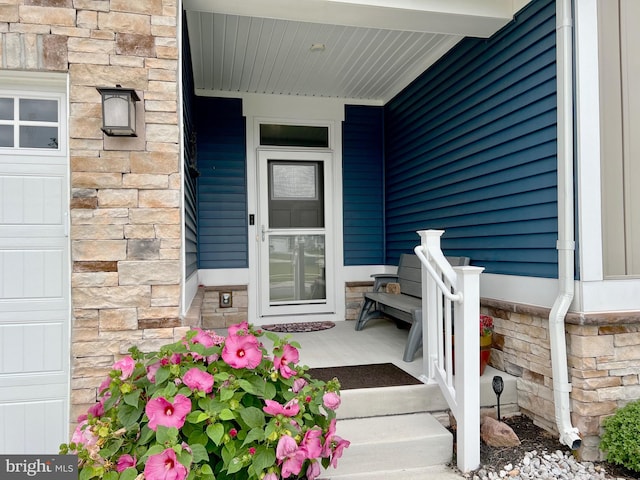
[261,225,266,241]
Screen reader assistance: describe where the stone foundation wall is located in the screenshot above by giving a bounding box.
[2,0,184,427]
[484,298,640,461]
[345,281,373,321]
[200,286,249,329]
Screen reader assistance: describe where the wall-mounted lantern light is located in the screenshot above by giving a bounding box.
[97,85,140,136]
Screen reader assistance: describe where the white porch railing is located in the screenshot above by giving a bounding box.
[414,229,484,473]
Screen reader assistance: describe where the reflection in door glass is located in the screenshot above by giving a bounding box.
[269,234,325,303]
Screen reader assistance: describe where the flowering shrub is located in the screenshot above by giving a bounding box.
[480,315,494,337]
[60,322,349,480]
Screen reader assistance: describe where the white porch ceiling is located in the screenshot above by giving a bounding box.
[183,0,531,103]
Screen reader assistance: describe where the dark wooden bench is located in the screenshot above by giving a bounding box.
[355,253,470,362]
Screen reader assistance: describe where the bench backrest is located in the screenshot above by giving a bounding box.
[396,253,471,298]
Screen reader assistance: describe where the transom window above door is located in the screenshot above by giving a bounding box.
[259,124,329,148]
[0,96,60,150]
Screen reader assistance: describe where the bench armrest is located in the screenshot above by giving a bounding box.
[370,273,399,291]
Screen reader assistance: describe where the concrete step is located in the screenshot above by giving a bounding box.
[337,365,518,420]
[322,464,463,480]
[323,412,453,479]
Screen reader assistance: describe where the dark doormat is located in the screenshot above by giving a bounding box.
[261,321,335,333]
[307,363,422,390]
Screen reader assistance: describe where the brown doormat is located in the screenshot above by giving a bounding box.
[261,321,335,333]
[307,363,422,390]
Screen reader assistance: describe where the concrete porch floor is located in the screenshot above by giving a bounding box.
[257,318,515,395]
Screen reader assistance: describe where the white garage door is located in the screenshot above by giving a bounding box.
[0,73,70,454]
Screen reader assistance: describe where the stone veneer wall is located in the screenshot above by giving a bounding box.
[484,298,640,461]
[1,0,185,427]
[200,286,249,329]
[345,281,373,321]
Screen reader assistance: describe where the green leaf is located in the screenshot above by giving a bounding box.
[154,366,171,385]
[186,410,210,424]
[189,443,210,464]
[103,472,118,480]
[263,382,277,400]
[161,381,178,398]
[188,429,210,447]
[226,457,244,475]
[123,390,141,408]
[206,423,225,446]
[79,466,100,480]
[142,444,165,461]
[177,450,193,470]
[238,379,257,395]
[98,438,123,458]
[219,408,235,421]
[156,425,179,445]
[220,388,234,402]
[118,468,138,480]
[138,425,155,445]
[252,448,276,473]
[241,427,265,447]
[265,332,280,343]
[221,443,237,470]
[239,406,265,429]
[117,403,144,428]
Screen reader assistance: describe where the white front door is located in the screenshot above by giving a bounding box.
[257,150,334,318]
[0,74,70,453]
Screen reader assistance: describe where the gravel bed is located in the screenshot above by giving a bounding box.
[453,415,638,480]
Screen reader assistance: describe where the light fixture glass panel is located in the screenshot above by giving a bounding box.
[103,95,130,128]
[0,98,13,120]
[19,126,58,149]
[0,125,13,147]
[19,99,57,122]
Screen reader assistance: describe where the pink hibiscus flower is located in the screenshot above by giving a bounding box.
[145,395,192,431]
[329,436,350,468]
[116,454,136,472]
[306,460,322,480]
[144,448,187,480]
[87,400,105,418]
[113,356,135,380]
[71,420,98,447]
[292,378,308,393]
[274,344,299,379]
[182,368,214,393]
[221,333,263,369]
[227,321,250,336]
[276,435,305,478]
[98,376,111,394]
[322,419,350,469]
[300,428,323,459]
[322,391,341,410]
[263,398,300,417]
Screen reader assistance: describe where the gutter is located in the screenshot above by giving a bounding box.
[550,0,581,450]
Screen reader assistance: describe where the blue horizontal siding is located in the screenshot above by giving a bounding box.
[182,15,198,279]
[384,0,559,277]
[342,105,385,265]
[196,97,248,269]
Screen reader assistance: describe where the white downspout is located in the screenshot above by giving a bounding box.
[550,0,581,450]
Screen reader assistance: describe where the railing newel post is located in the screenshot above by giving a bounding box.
[415,229,484,473]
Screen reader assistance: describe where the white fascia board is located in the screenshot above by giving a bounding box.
[199,268,250,286]
[183,0,520,37]
[579,279,640,313]
[480,273,563,310]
